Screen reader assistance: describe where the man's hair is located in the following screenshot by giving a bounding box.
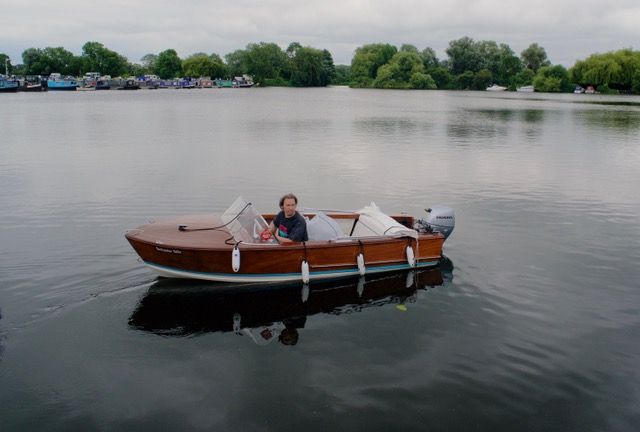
[279,193,298,208]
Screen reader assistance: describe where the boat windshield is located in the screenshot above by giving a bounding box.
[221,196,274,244]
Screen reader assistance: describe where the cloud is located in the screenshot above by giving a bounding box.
[1,0,638,65]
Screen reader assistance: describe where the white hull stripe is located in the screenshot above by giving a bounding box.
[143,261,438,283]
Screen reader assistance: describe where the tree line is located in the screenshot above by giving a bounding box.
[0,41,336,87]
[350,38,640,93]
[2,38,639,93]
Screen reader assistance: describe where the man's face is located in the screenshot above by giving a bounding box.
[282,198,297,218]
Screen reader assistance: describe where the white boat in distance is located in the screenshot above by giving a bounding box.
[486,84,507,91]
[516,85,534,93]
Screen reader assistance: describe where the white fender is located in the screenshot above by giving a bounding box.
[406,270,415,288]
[233,313,241,333]
[357,276,365,297]
[301,260,310,284]
[357,253,366,276]
[232,246,240,272]
[406,246,415,267]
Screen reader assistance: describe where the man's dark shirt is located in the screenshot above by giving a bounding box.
[273,211,308,242]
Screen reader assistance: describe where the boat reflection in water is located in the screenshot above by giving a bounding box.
[129,258,453,346]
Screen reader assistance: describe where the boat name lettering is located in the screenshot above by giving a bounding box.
[156,247,182,254]
[436,216,454,219]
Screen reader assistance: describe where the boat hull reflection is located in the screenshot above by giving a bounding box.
[129,260,453,343]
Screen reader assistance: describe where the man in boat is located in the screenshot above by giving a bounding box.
[268,193,308,243]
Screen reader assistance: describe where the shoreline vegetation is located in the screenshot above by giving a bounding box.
[2,37,639,94]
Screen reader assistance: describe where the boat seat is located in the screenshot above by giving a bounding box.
[306,211,345,241]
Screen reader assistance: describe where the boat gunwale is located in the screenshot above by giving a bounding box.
[124,211,441,252]
[125,230,443,253]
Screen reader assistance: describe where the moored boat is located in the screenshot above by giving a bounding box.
[486,84,507,91]
[118,79,140,90]
[47,73,78,90]
[95,79,110,90]
[0,75,19,92]
[1,59,19,92]
[516,85,534,93]
[216,79,234,88]
[125,197,455,283]
[234,75,254,88]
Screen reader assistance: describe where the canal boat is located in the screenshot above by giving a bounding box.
[1,59,19,92]
[233,75,254,88]
[0,75,19,92]
[118,79,140,90]
[125,197,455,283]
[216,79,234,88]
[95,79,110,90]
[47,73,78,90]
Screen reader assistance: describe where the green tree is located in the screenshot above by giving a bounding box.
[81,41,128,76]
[0,53,11,74]
[455,71,475,89]
[21,47,79,76]
[290,47,322,86]
[244,42,288,84]
[472,69,493,90]
[287,47,335,86]
[141,53,158,73]
[209,53,227,79]
[512,68,536,89]
[533,65,571,92]
[127,62,147,77]
[180,52,226,78]
[225,49,247,77]
[632,69,640,94]
[350,43,397,87]
[570,49,640,92]
[372,51,427,89]
[420,47,439,69]
[446,36,483,75]
[320,49,336,85]
[521,43,550,73]
[400,44,419,54]
[333,65,351,85]
[22,48,44,75]
[182,54,214,77]
[429,66,452,89]
[155,49,182,79]
[286,42,302,58]
[410,72,437,89]
[495,44,523,85]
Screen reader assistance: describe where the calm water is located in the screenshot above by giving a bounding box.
[1,88,640,431]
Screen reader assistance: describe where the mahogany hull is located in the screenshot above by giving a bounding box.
[125,214,445,282]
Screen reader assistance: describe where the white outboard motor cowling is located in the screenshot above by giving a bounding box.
[424,206,455,240]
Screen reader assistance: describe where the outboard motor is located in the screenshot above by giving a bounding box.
[414,206,455,240]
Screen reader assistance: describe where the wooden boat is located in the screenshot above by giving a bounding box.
[125,197,455,283]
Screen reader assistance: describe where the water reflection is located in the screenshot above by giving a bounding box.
[520,109,545,123]
[0,307,3,361]
[129,260,453,345]
[578,110,640,131]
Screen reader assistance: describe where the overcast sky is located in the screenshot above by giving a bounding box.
[2,0,638,67]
